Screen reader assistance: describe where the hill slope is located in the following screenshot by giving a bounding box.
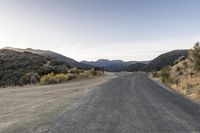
[153,58,200,102]
[0,49,70,86]
[144,50,189,71]
[4,47,91,69]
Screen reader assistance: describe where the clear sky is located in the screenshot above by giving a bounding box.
[0,0,200,61]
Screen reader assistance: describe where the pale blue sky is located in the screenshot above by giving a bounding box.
[0,0,200,61]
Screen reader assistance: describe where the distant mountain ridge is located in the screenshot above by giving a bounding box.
[127,62,147,72]
[81,59,149,72]
[3,47,188,72]
[4,47,91,69]
[82,50,189,72]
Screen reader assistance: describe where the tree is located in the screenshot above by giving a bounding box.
[190,42,200,71]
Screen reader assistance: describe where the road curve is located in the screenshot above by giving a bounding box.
[4,73,200,133]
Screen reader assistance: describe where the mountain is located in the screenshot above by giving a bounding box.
[144,50,189,71]
[127,62,146,72]
[4,47,91,69]
[0,49,71,86]
[81,59,126,72]
[81,59,149,72]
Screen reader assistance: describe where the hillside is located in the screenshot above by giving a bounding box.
[144,50,189,71]
[151,44,200,102]
[0,49,71,86]
[153,58,200,102]
[4,47,91,69]
[171,59,200,99]
[82,59,149,72]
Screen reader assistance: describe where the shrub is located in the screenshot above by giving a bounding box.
[160,67,174,84]
[182,61,188,68]
[78,71,91,79]
[67,73,77,80]
[40,73,55,84]
[53,73,69,83]
[174,60,179,65]
[174,56,186,65]
[179,56,186,62]
[151,70,159,78]
[190,42,200,71]
[40,73,69,85]
[20,72,39,85]
[69,67,81,74]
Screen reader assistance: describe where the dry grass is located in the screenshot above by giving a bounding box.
[170,59,200,101]
[153,59,200,102]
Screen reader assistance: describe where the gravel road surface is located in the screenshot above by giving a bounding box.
[1,73,200,133]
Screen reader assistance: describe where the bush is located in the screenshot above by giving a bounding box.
[174,60,179,65]
[39,69,102,85]
[78,71,91,79]
[53,73,69,83]
[67,73,77,80]
[69,67,81,74]
[174,56,186,65]
[40,73,55,84]
[151,70,159,78]
[182,61,188,68]
[20,72,39,85]
[190,42,200,71]
[160,67,174,84]
[40,73,69,85]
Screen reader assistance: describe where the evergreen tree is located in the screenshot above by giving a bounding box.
[190,42,200,71]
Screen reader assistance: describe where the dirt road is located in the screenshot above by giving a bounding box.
[1,73,200,133]
[0,73,115,133]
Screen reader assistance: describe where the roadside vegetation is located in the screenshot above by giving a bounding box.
[0,49,102,87]
[40,68,101,85]
[151,43,200,102]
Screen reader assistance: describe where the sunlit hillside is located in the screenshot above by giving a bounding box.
[152,43,200,102]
